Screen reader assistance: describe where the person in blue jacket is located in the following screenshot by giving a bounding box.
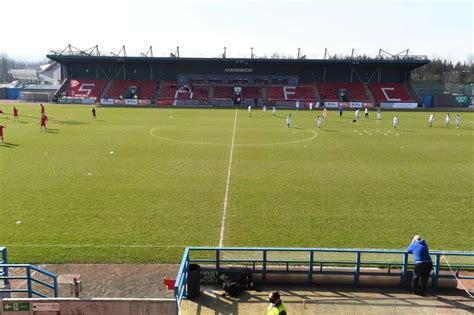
[406,235,433,295]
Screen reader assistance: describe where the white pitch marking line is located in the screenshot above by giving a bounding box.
[8,244,186,248]
[150,126,317,146]
[219,109,238,247]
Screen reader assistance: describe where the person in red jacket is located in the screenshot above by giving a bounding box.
[0,124,6,142]
[13,106,19,121]
[40,114,48,130]
[40,103,45,115]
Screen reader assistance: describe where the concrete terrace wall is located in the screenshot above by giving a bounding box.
[1,298,176,315]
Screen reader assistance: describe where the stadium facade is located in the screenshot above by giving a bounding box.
[47,52,430,109]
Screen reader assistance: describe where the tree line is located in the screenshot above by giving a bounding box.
[0,53,48,84]
[411,57,473,84]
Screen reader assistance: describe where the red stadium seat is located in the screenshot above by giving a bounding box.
[213,85,233,99]
[107,80,157,99]
[267,85,316,101]
[242,86,261,100]
[368,83,415,102]
[65,79,107,101]
[285,86,315,100]
[266,86,285,100]
[159,83,209,100]
[317,82,369,101]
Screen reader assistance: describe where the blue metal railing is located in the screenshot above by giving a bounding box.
[174,247,190,311]
[0,264,58,298]
[174,247,474,310]
[1,247,9,286]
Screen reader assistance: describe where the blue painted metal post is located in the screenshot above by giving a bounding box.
[433,254,440,290]
[308,251,314,286]
[53,275,59,297]
[2,248,9,285]
[355,251,361,287]
[184,251,189,298]
[216,249,220,271]
[26,266,32,298]
[174,286,179,310]
[401,252,408,287]
[262,250,267,284]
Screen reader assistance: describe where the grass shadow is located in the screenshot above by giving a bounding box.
[19,114,41,120]
[0,142,19,148]
[43,128,59,134]
[51,119,89,126]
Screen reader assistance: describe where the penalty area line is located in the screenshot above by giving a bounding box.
[219,109,238,247]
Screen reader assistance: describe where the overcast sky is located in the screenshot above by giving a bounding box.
[1,0,472,62]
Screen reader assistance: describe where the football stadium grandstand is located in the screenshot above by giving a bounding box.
[47,45,429,110]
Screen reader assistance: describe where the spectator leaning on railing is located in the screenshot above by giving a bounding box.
[406,235,433,296]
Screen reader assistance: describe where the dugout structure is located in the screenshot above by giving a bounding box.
[47,48,429,108]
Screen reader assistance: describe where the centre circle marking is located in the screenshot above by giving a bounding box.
[149,125,318,146]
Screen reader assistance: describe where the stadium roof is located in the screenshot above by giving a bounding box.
[9,69,38,80]
[47,45,430,69]
[47,54,430,69]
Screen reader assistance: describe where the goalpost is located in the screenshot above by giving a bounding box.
[20,91,53,103]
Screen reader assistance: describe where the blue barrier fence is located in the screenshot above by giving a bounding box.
[0,264,58,298]
[1,247,9,286]
[174,247,190,311]
[174,247,474,309]
[0,248,58,298]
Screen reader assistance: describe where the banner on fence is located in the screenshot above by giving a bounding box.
[100,99,151,105]
[138,99,151,105]
[324,102,339,108]
[125,99,138,105]
[454,95,469,106]
[380,102,418,109]
[100,99,114,105]
[324,102,374,109]
[58,98,95,104]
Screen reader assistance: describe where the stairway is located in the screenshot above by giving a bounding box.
[54,77,71,99]
[363,83,376,102]
[153,81,164,105]
[404,82,420,104]
[101,80,114,99]
[312,83,321,102]
[261,86,268,102]
[208,85,214,105]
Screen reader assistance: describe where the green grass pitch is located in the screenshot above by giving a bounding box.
[0,104,473,263]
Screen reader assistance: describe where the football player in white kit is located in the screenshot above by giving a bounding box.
[393,115,399,129]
